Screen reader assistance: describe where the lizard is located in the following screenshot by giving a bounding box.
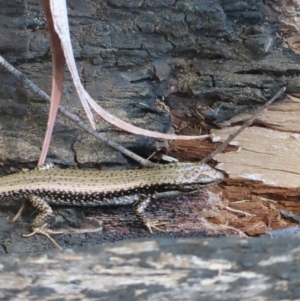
[0,162,223,249]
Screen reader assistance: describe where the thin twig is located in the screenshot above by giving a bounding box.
[0,55,158,167]
[202,87,286,164]
[225,206,253,217]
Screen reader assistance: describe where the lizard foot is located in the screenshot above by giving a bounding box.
[22,223,63,251]
[144,219,166,234]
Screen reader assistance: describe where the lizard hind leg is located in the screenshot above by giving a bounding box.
[134,196,166,234]
[23,194,62,250]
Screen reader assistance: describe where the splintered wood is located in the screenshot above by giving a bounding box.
[214,95,300,188]
[169,95,300,236]
[214,127,300,188]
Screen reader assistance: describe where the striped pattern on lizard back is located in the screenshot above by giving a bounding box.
[0,162,223,206]
[0,162,224,250]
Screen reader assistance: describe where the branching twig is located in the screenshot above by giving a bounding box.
[202,87,286,164]
[0,55,286,167]
[0,55,158,167]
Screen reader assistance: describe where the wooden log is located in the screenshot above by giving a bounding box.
[0,0,300,254]
[0,236,299,300]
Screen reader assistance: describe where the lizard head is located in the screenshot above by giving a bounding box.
[182,162,224,186]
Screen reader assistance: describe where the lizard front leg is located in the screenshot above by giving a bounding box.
[22,195,62,250]
[134,196,166,234]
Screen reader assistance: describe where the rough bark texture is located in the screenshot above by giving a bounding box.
[1,0,298,166]
[0,3,300,296]
[1,1,300,299]
[1,237,300,300]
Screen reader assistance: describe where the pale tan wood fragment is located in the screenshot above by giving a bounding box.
[219,96,300,132]
[213,97,300,188]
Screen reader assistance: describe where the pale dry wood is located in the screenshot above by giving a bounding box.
[218,95,300,132]
[213,96,300,188]
[1,237,300,300]
[203,87,285,163]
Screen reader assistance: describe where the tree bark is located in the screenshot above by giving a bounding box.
[1,236,300,300]
[0,0,299,264]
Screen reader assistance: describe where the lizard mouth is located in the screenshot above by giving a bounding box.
[201,168,224,184]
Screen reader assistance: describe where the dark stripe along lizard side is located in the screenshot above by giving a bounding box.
[0,162,224,249]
